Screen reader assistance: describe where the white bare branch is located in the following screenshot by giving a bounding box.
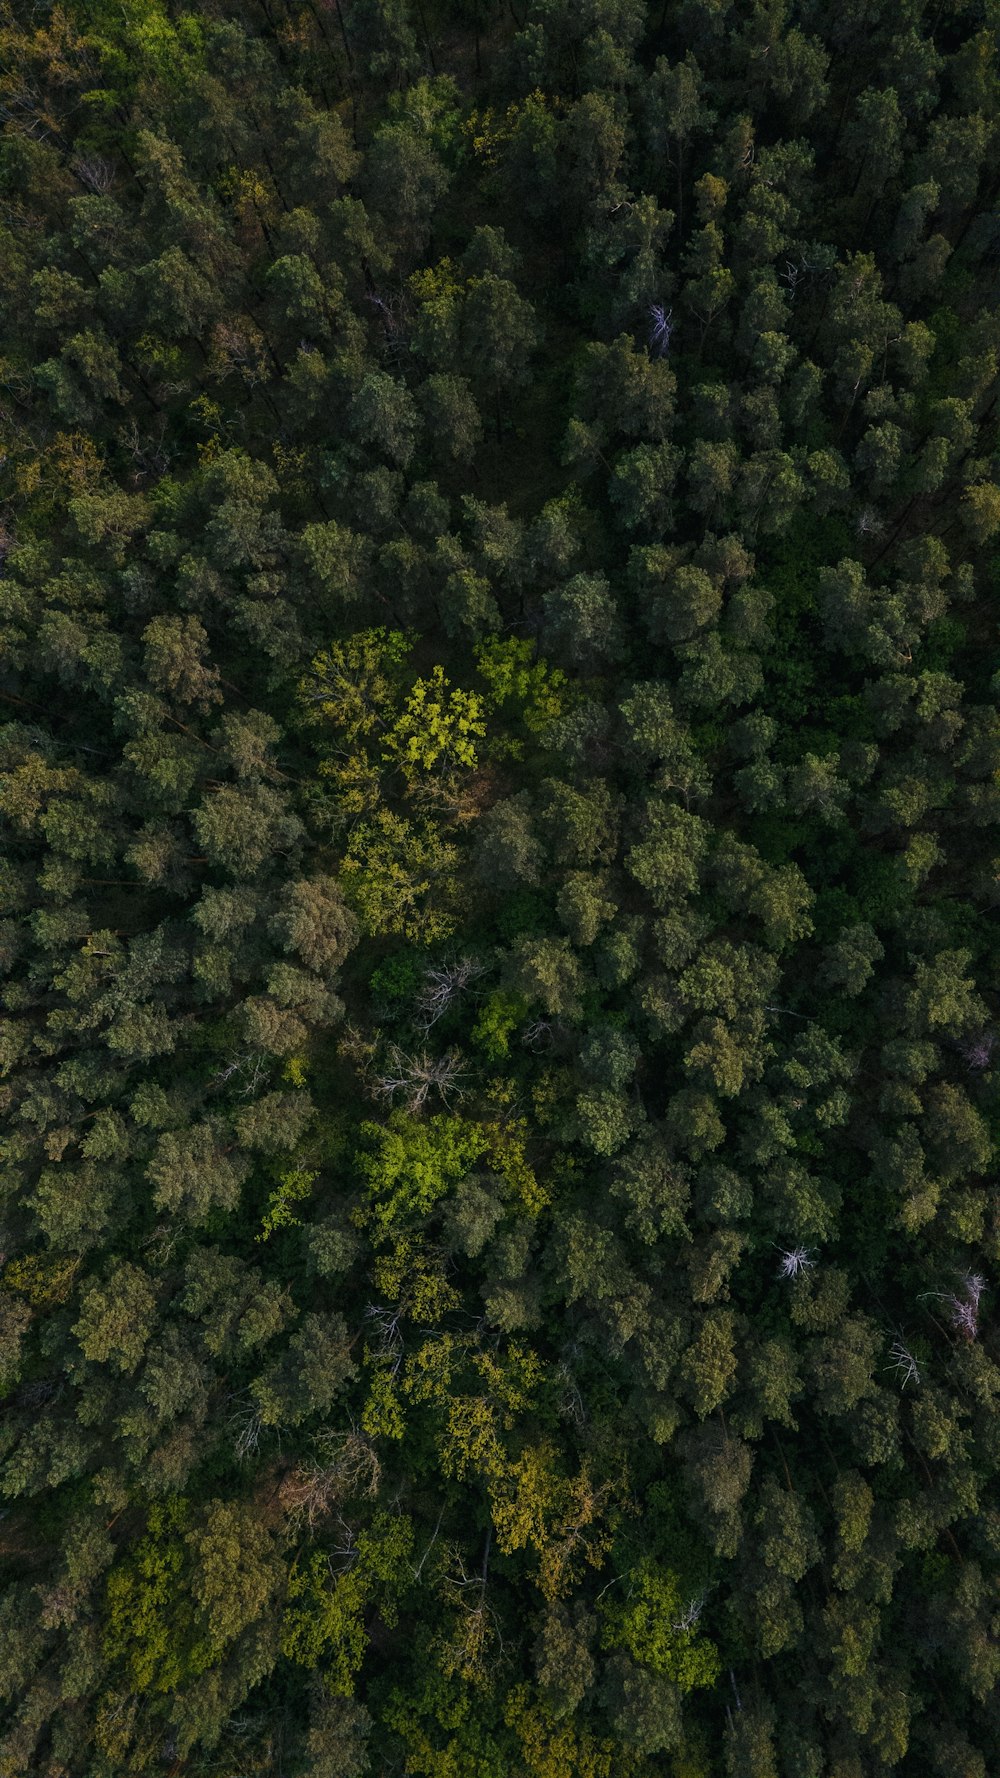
[279,1429,381,1530]
[72,155,116,194]
[416,957,485,1030]
[364,1303,404,1357]
[925,1270,990,1341]
[947,1295,978,1340]
[648,302,674,357]
[229,1401,265,1461]
[960,1033,994,1071]
[885,1339,921,1389]
[372,1044,467,1112]
[671,1591,707,1633]
[960,1271,986,1311]
[213,1050,271,1096]
[776,1245,816,1280]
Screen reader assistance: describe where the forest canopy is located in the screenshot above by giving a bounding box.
[0,1,999,1774]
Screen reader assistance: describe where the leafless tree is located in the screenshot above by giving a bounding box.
[230,1400,265,1461]
[437,1531,503,1665]
[947,1295,978,1340]
[211,319,269,387]
[961,1271,986,1311]
[372,1044,467,1111]
[885,1339,921,1389]
[776,1245,816,1279]
[329,1517,359,1569]
[337,1022,378,1073]
[411,1507,445,1582]
[671,1591,707,1633]
[416,957,485,1030]
[219,1716,254,1740]
[780,255,816,301]
[648,302,674,357]
[118,416,172,482]
[364,1302,404,1359]
[556,1362,587,1430]
[279,1428,381,1530]
[17,1377,60,1411]
[961,1034,994,1071]
[366,287,403,331]
[441,1531,494,1596]
[365,287,410,361]
[924,1270,989,1341]
[213,1051,271,1096]
[521,1017,554,1050]
[72,155,116,194]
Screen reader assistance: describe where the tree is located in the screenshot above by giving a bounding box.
[601,1558,720,1691]
[608,442,680,534]
[507,936,584,1019]
[461,273,539,427]
[473,792,544,888]
[73,1264,157,1373]
[350,371,419,467]
[272,876,359,973]
[567,334,675,461]
[304,1691,373,1778]
[146,1123,251,1223]
[681,1308,739,1416]
[188,1499,283,1650]
[418,372,483,462]
[627,799,709,903]
[192,782,303,877]
[644,53,713,240]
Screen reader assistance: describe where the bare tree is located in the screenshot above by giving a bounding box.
[648,302,674,357]
[961,1271,986,1311]
[776,1245,816,1280]
[72,155,116,194]
[925,1271,988,1342]
[961,1034,994,1071]
[210,319,270,388]
[416,957,485,1030]
[411,1507,445,1582]
[885,1339,921,1389]
[118,416,172,481]
[364,1302,404,1359]
[437,1532,503,1679]
[780,254,815,302]
[279,1428,381,1530]
[947,1296,979,1340]
[213,1050,271,1096]
[372,1044,467,1112]
[671,1591,707,1632]
[556,1362,587,1431]
[329,1517,359,1569]
[366,286,409,355]
[229,1399,265,1461]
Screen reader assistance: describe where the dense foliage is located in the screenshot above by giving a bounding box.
[1,2,999,1773]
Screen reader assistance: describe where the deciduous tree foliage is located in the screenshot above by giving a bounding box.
[0,1,999,1773]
